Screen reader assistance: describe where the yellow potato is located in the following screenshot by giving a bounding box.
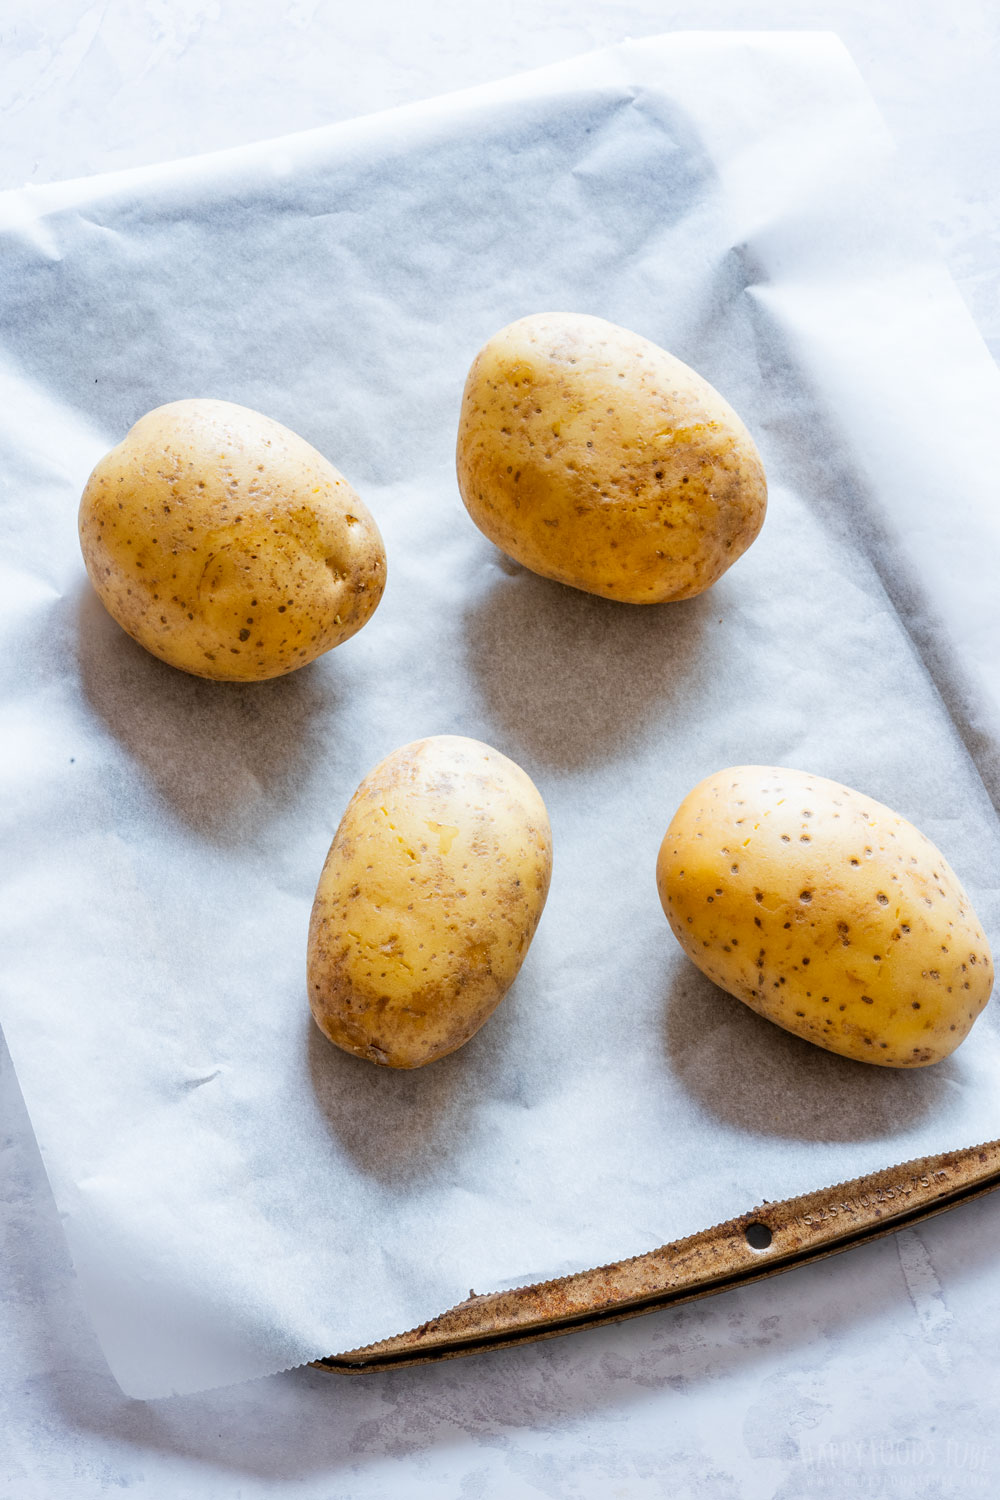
[78,398,386,681]
[456,312,766,603]
[656,766,993,1067]
[308,736,553,1068]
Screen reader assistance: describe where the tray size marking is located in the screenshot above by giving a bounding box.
[797,1170,949,1227]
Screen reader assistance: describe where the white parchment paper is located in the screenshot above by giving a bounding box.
[3,32,1000,1399]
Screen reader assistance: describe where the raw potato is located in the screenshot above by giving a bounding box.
[308,736,553,1069]
[656,766,993,1068]
[456,312,767,603]
[78,398,386,681]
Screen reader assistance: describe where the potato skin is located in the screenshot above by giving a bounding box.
[456,312,766,603]
[657,766,993,1067]
[307,736,553,1069]
[78,399,386,681]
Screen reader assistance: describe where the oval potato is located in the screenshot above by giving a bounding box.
[79,398,386,681]
[308,735,553,1068]
[657,766,993,1067]
[456,312,767,603]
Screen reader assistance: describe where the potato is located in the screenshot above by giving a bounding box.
[78,398,386,681]
[456,312,766,603]
[656,766,993,1067]
[307,735,553,1068]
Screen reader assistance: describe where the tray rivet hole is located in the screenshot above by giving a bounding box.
[745,1221,773,1250]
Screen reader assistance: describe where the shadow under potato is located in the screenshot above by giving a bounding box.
[305,971,532,1188]
[75,582,339,843]
[463,561,715,769]
[663,961,950,1144]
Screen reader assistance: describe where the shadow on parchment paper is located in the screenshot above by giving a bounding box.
[74,583,337,842]
[463,563,715,768]
[305,967,533,1185]
[662,961,949,1143]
